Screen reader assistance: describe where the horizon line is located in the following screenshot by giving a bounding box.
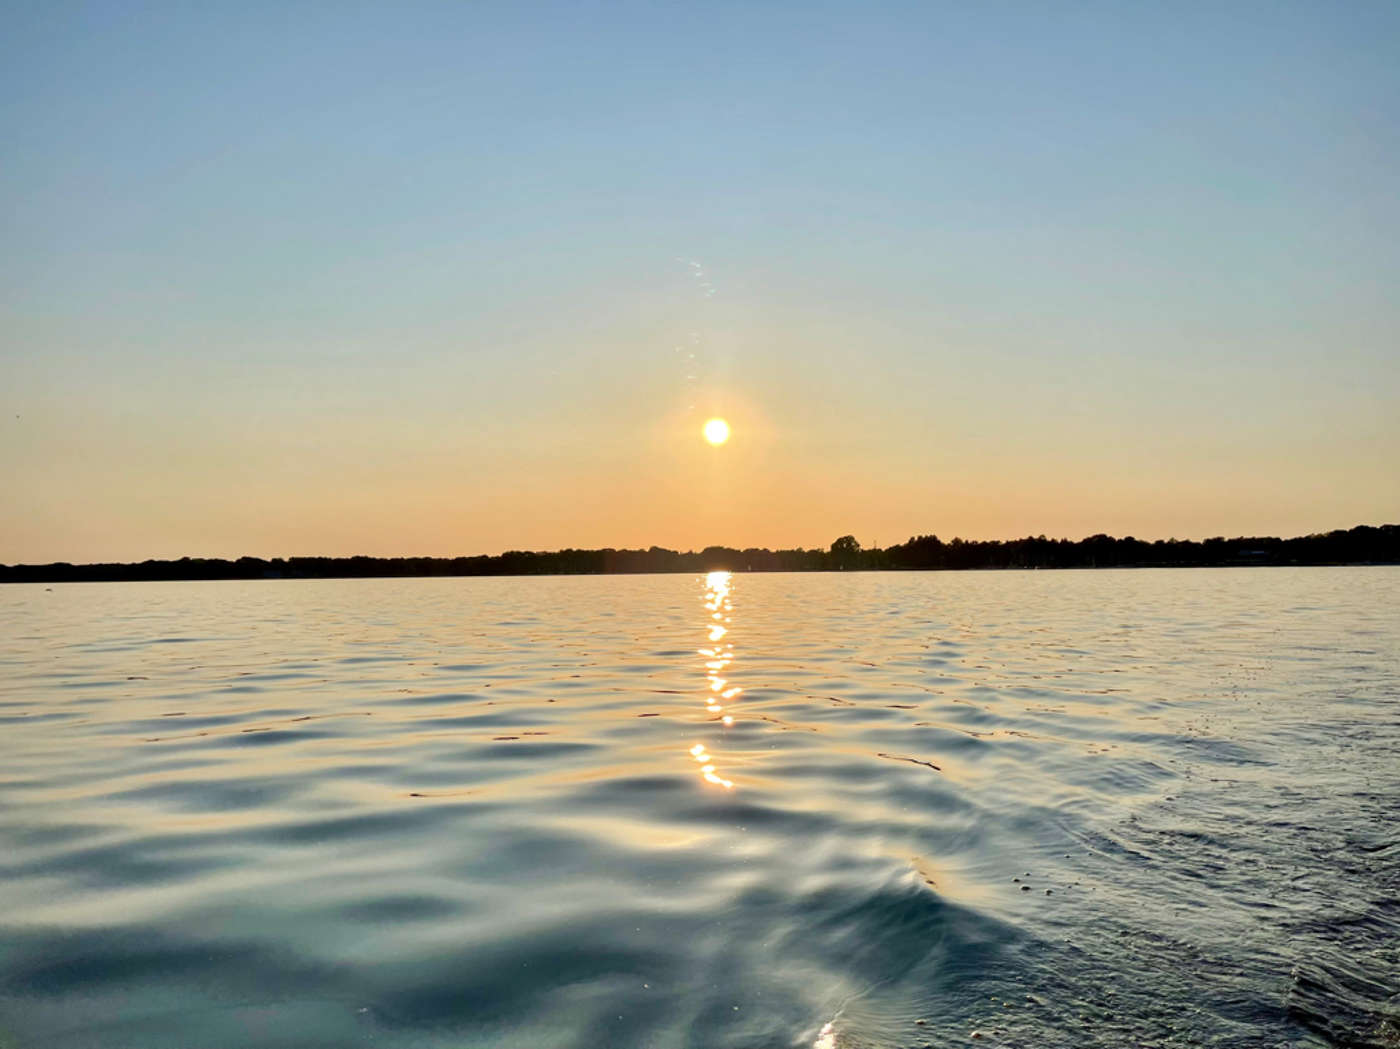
[4,522,1397,574]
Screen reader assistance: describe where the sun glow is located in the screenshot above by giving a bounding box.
[702,418,731,445]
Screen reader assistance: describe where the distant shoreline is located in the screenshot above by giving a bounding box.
[3,524,1396,583]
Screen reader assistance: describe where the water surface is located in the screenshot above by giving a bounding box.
[1,568,1397,1047]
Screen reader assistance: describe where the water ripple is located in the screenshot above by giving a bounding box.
[1,567,1397,1047]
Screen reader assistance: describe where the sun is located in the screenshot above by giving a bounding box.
[702,417,731,446]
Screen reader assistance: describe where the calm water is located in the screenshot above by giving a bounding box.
[1,569,1397,1048]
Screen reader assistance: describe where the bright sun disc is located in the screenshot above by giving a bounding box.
[703,418,731,446]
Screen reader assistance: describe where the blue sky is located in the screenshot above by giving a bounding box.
[3,1,1397,561]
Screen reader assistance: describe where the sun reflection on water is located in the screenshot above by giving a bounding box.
[689,570,738,789]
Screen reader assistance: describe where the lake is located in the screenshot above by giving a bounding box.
[1,568,1396,1048]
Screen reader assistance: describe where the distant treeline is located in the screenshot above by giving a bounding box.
[3,524,1397,583]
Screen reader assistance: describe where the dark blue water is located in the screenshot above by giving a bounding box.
[1,568,1396,1047]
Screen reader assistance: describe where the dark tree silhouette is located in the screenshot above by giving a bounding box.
[829,535,862,570]
[3,524,1396,583]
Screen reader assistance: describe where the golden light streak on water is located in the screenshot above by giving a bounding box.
[689,570,739,790]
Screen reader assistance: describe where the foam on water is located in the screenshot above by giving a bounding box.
[1,567,1397,1048]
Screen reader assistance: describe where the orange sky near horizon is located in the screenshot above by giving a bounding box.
[3,339,1393,564]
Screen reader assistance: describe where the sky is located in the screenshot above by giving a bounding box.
[3,1,1397,563]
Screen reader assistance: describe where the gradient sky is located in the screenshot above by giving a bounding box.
[4,1,1397,563]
